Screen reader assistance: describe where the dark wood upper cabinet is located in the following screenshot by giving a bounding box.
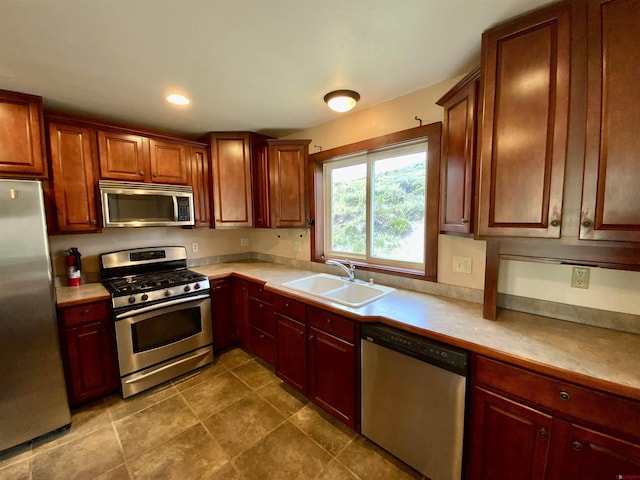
[48,121,99,233]
[437,68,480,235]
[148,139,188,184]
[580,0,640,242]
[208,133,254,227]
[98,131,188,184]
[189,146,211,228]
[97,131,148,182]
[476,2,571,238]
[0,90,46,178]
[268,139,311,228]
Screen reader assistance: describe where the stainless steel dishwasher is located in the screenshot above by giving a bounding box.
[361,323,468,480]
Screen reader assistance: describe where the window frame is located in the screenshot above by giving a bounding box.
[309,123,441,281]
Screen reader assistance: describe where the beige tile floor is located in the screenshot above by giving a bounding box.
[0,348,425,480]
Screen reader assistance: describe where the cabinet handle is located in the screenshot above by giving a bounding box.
[538,428,549,438]
[550,219,561,227]
[571,441,583,451]
[559,391,571,401]
[139,171,144,176]
[461,218,469,224]
[326,318,332,325]
[581,220,593,228]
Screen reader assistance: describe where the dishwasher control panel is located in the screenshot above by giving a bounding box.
[361,323,468,375]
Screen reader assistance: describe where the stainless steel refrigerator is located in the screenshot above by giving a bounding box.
[0,179,71,451]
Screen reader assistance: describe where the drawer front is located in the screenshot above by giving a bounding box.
[61,301,109,328]
[248,297,275,335]
[307,307,355,343]
[274,295,306,322]
[247,281,273,303]
[249,326,275,366]
[475,356,640,442]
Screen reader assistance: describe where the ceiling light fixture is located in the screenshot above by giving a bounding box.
[166,93,190,105]
[324,90,360,113]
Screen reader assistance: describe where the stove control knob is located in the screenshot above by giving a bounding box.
[141,294,149,301]
[184,285,191,293]
[128,295,136,304]
[194,283,201,290]
[164,289,173,297]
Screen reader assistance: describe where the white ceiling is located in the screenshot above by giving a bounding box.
[0,0,551,139]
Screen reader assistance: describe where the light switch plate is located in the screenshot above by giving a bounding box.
[453,256,472,274]
[240,237,249,247]
[191,242,199,253]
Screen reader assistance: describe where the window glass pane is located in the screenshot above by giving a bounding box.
[329,162,367,255]
[371,149,426,263]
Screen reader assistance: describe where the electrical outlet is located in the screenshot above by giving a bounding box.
[191,242,199,253]
[294,241,302,252]
[571,267,590,289]
[240,237,249,247]
[453,256,472,274]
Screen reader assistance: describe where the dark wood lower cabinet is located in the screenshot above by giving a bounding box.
[232,278,250,348]
[468,356,640,480]
[211,278,236,351]
[275,312,307,393]
[58,301,118,407]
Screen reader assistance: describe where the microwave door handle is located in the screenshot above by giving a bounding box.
[172,196,178,221]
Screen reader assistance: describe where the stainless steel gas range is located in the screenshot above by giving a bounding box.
[100,246,213,397]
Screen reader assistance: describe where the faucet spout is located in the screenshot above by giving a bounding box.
[325,259,356,281]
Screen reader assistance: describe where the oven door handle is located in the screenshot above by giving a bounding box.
[115,294,210,319]
[124,349,211,384]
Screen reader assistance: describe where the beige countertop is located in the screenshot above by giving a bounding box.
[55,261,640,402]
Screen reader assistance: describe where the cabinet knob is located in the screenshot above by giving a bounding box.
[259,334,265,339]
[550,219,561,227]
[285,303,289,308]
[559,391,571,401]
[83,309,90,315]
[259,303,264,309]
[139,171,144,176]
[299,330,304,336]
[571,441,583,451]
[153,172,158,177]
[461,218,469,224]
[90,220,97,225]
[309,335,315,340]
[538,428,549,438]
[581,220,593,228]
[326,318,332,325]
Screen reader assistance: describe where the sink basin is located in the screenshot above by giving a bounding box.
[281,273,395,307]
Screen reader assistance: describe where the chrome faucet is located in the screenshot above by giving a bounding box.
[326,259,356,281]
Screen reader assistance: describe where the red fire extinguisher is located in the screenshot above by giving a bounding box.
[66,247,82,287]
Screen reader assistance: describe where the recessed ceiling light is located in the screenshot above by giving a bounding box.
[166,94,190,105]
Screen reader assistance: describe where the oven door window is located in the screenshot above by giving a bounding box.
[131,306,202,353]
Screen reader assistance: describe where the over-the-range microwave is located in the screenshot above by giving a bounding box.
[99,180,195,228]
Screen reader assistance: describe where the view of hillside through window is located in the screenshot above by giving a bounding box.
[325,142,427,268]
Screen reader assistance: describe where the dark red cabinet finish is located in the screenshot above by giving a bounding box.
[211,278,236,351]
[247,281,276,366]
[232,278,250,348]
[274,295,307,394]
[58,301,118,407]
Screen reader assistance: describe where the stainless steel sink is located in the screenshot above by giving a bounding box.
[281,273,395,307]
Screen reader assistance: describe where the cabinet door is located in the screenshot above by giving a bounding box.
[48,122,100,233]
[275,313,307,394]
[149,139,188,184]
[438,71,478,234]
[477,3,570,238]
[232,278,250,348]
[211,278,236,351]
[0,90,46,177]
[189,146,211,227]
[210,133,253,227]
[268,140,310,228]
[98,131,148,182]
[62,320,119,407]
[467,387,552,480]
[549,422,640,480]
[252,135,271,227]
[308,326,356,428]
[580,0,640,242]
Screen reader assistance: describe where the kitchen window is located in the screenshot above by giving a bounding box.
[310,123,441,280]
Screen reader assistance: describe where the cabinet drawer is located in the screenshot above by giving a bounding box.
[247,282,273,303]
[249,326,275,366]
[307,307,355,343]
[274,295,306,321]
[475,356,640,442]
[60,302,109,328]
[248,297,275,335]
